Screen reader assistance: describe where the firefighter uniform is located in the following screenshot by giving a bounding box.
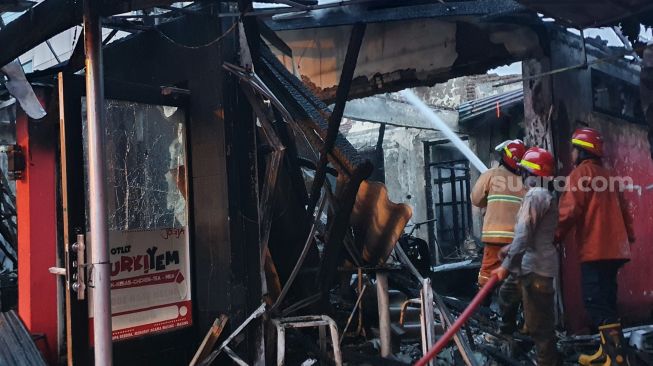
[495,147,561,366]
[556,128,635,366]
[471,164,526,286]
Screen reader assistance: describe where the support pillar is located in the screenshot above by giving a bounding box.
[16,89,59,364]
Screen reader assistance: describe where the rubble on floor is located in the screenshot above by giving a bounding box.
[0,310,46,366]
[231,255,653,365]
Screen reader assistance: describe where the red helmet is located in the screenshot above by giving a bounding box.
[495,139,526,170]
[571,127,603,157]
[519,147,554,177]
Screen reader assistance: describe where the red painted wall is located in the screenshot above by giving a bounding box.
[16,90,59,364]
[602,121,653,325]
[560,118,653,333]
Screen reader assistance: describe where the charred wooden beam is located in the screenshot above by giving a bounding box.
[307,22,366,214]
[248,30,374,305]
[102,29,119,46]
[102,18,152,32]
[189,315,229,366]
[255,43,366,177]
[315,162,372,297]
[272,108,309,205]
[257,18,293,58]
[282,22,370,303]
[0,0,78,68]
[0,0,178,68]
[66,30,86,72]
[239,83,286,301]
[223,71,264,365]
[227,3,266,363]
[241,86,284,253]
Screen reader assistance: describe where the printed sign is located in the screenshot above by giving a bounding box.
[89,227,192,341]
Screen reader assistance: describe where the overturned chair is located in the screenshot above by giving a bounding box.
[343,180,413,357]
[271,181,412,364]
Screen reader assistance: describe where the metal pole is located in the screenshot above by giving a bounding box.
[376,272,391,358]
[421,279,436,366]
[83,1,112,364]
[415,276,499,366]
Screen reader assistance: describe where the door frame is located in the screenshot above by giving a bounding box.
[57,72,193,365]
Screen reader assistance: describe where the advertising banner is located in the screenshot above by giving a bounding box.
[89,227,192,341]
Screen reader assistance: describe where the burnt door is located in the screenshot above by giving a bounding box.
[57,73,193,365]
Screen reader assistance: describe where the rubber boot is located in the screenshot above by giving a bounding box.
[599,323,630,366]
[578,344,605,365]
[579,325,610,365]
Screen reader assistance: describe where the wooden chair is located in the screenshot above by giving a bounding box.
[345,180,413,356]
[349,180,413,265]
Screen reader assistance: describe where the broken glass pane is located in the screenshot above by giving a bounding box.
[83,99,187,230]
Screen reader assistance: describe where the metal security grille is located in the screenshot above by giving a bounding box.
[425,140,473,263]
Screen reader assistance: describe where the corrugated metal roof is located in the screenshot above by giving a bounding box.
[458,88,523,123]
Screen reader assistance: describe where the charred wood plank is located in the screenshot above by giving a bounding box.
[189,315,229,366]
[316,162,372,297]
[239,83,286,301]
[257,18,293,58]
[66,29,86,72]
[239,82,285,255]
[272,107,309,205]
[256,42,367,176]
[307,22,366,214]
[240,27,374,305]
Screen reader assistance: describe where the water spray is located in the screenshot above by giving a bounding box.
[400,90,488,174]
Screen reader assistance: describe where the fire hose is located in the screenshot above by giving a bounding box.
[415,274,500,366]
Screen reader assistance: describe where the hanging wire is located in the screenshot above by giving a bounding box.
[155,18,239,49]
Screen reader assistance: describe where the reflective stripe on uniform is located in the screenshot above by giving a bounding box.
[482,230,515,238]
[487,194,522,204]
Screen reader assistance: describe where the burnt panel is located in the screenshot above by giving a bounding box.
[591,68,646,125]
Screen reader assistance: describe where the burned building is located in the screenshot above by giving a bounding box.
[0,0,653,365]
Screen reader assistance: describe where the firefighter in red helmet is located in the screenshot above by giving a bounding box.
[493,147,561,366]
[472,139,526,286]
[471,139,526,333]
[556,128,635,366]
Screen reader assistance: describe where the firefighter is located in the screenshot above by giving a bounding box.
[556,128,635,366]
[471,139,526,333]
[493,147,561,366]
